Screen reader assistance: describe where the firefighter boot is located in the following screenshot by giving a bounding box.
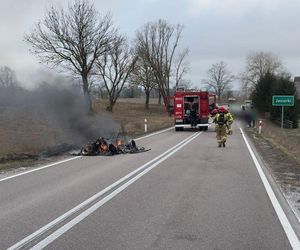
[222,137,226,147]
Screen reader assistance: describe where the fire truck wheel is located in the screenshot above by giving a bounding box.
[175,127,181,131]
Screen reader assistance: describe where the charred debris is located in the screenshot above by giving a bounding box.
[75,133,150,156]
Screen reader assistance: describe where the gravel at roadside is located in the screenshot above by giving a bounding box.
[244,125,300,222]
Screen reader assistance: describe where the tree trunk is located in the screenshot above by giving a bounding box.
[106,105,113,112]
[218,93,221,105]
[145,89,150,109]
[82,74,92,113]
[158,91,162,105]
[106,96,114,112]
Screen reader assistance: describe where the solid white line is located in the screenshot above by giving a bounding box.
[240,128,300,250]
[8,132,198,250]
[0,157,82,183]
[0,127,174,183]
[30,132,202,249]
[135,126,174,141]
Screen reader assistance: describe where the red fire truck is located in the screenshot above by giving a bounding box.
[167,89,216,131]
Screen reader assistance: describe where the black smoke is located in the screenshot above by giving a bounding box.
[35,83,121,142]
[0,81,121,155]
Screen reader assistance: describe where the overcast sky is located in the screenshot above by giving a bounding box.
[1,0,300,89]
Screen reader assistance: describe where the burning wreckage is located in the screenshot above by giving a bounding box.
[77,137,150,156]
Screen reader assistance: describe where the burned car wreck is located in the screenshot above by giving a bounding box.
[78,137,150,156]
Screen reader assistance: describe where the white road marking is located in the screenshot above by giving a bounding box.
[240,128,300,250]
[0,127,174,183]
[0,157,82,183]
[8,132,199,250]
[29,131,202,250]
[135,126,174,141]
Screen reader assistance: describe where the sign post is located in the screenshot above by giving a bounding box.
[281,106,284,129]
[272,95,294,128]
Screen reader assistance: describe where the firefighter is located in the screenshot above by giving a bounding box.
[225,109,234,135]
[213,106,228,147]
[188,99,197,128]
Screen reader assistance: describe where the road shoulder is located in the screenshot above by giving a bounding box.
[242,123,300,239]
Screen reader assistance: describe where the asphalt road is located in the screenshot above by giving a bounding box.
[0,124,298,249]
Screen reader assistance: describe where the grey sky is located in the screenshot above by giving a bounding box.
[1,0,300,89]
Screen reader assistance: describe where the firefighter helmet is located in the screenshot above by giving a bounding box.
[218,106,228,113]
[211,108,218,115]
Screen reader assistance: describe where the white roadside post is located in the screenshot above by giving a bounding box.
[258,120,262,134]
[144,118,148,133]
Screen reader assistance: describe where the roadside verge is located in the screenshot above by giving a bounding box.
[241,126,300,249]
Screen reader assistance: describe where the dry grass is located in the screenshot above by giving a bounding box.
[116,98,160,104]
[257,118,300,164]
[93,99,173,136]
[0,107,63,155]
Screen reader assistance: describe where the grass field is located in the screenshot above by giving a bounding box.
[93,99,173,136]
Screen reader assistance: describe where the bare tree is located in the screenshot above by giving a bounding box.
[176,79,192,89]
[97,82,109,99]
[0,66,18,88]
[174,48,189,88]
[239,72,253,99]
[130,51,157,109]
[96,36,136,112]
[24,0,115,112]
[241,51,285,92]
[240,51,287,98]
[135,19,184,105]
[204,61,235,103]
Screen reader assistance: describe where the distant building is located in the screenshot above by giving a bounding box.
[294,77,300,99]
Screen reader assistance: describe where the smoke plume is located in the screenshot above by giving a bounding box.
[0,80,121,155]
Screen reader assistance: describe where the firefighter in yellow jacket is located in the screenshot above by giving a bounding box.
[225,109,234,135]
[213,106,229,147]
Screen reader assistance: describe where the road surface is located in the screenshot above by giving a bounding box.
[0,123,299,249]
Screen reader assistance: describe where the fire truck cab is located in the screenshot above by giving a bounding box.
[167,89,216,131]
